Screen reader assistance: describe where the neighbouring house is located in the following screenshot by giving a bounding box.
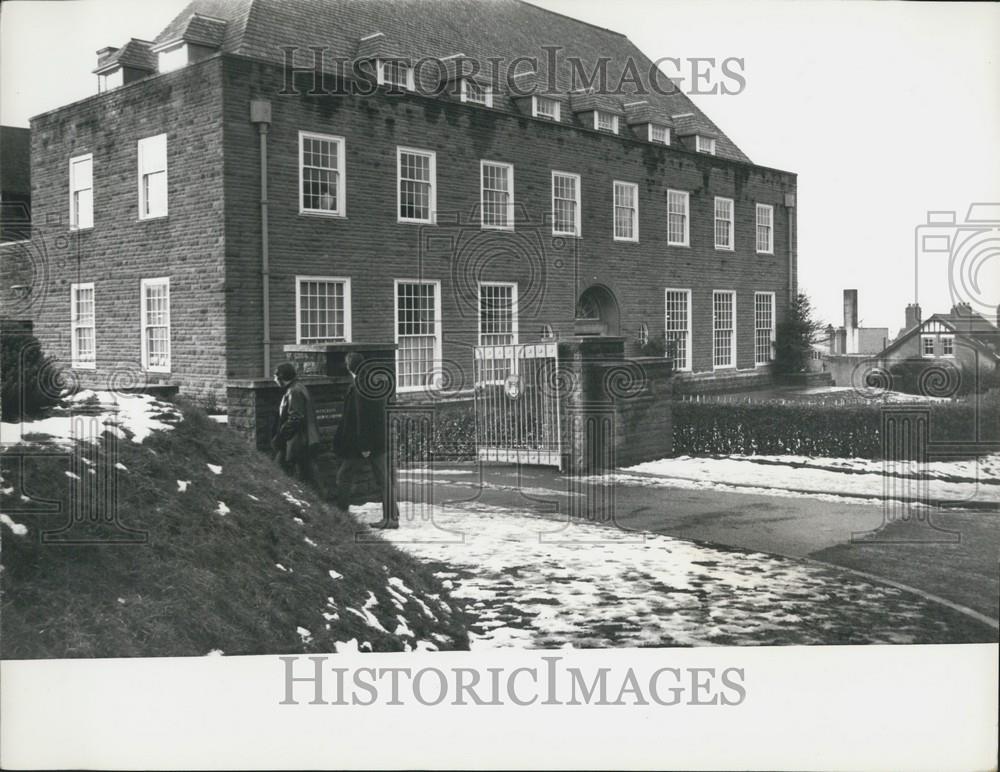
[0,125,31,243]
[876,303,1000,395]
[1,0,798,405]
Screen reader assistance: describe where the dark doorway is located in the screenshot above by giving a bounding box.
[575,285,621,336]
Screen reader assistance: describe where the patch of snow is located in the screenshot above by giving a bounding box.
[414,640,439,652]
[215,501,230,516]
[282,491,310,508]
[117,597,126,604]
[19,494,30,503]
[65,471,80,480]
[206,649,224,657]
[359,641,372,652]
[115,462,128,472]
[622,454,1000,504]
[328,569,343,580]
[206,464,222,475]
[0,392,179,447]
[297,626,313,643]
[323,611,339,622]
[361,499,971,649]
[335,638,359,654]
[0,484,13,496]
[276,563,289,572]
[208,414,229,424]
[248,494,260,502]
[304,536,318,547]
[293,517,304,525]
[1,514,28,537]
[177,480,190,492]
[345,605,390,634]
[394,615,414,638]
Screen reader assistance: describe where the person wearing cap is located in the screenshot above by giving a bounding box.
[333,352,400,528]
[270,362,321,486]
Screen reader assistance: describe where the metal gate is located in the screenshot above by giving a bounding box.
[473,342,562,469]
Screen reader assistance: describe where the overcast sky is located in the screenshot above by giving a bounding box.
[2,0,998,331]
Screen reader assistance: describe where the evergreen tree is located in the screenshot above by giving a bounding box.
[773,293,822,374]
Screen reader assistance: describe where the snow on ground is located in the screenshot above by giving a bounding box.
[1,513,28,536]
[623,454,1000,504]
[0,391,180,446]
[356,501,979,647]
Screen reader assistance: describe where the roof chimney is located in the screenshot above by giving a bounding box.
[843,289,858,329]
[905,303,922,331]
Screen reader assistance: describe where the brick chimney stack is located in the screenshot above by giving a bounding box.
[905,303,922,331]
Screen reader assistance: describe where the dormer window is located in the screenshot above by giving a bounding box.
[533,96,560,121]
[378,59,414,90]
[98,68,124,93]
[460,78,492,107]
[157,42,188,73]
[649,124,670,145]
[594,111,619,134]
[696,135,716,155]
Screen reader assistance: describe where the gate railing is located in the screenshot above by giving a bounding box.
[473,342,562,469]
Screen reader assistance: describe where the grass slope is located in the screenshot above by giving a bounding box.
[1,400,469,659]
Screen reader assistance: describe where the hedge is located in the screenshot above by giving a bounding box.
[673,396,999,459]
[1,333,61,422]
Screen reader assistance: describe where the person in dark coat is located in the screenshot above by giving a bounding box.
[333,352,400,528]
[270,362,321,486]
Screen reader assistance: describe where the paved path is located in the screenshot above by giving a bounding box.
[393,462,1000,623]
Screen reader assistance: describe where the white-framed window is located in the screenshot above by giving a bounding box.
[921,335,935,357]
[377,59,414,90]
[137,134,167,220]
[295,276,352,343]
[713,290,736,369]
[754,292,775,366]
[696,135,716,155]
[552,171,581,236]
[480,161,514,230]
[70,282,96,369]
[756,203,774,254]
[613,181,638,242]
[533,96,561,121]
[667,189,689,246]
[594,111,619,134]
[714,196,734,250]
[98,68,123,93]
[664,289,692,371]
[299,131,345,216]
[941,334,955,356]
[140,277,170,372]
[397,147,436,224]
[478,282,519,384]
[460,78,492,107]
[648,124,670,145]
[395,280,442,392]
[69,154,94,230]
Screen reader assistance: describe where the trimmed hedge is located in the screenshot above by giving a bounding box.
[673,396,1000,459]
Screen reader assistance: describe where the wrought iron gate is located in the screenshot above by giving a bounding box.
[473,342,562,468]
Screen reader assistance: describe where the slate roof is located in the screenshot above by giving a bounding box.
[150,0,750,162]
[94,38,157,73]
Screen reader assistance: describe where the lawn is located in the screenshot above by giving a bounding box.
[0,395,470,659]
[812,511,1000,620]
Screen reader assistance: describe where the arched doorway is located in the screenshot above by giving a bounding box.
[575,284,621,336]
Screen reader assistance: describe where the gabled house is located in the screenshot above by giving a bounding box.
[2,0,798,404]
[878,303,1000,394]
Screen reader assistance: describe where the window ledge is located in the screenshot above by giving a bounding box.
[71,362,96,370]
[299,210,347,219]
[138,215,169,223]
